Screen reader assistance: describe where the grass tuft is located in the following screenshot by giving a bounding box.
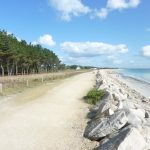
[85,89,104,105]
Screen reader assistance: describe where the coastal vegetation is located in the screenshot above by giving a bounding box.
[85,89,104,105]
[0,29,62,76]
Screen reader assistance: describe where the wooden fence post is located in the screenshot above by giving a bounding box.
[0,83,2,94]
[26,80,29,87]
[42,76,44,83]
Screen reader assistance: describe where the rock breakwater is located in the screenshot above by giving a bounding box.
[84,70,150,150]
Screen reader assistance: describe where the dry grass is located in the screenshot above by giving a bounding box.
[0,70,87,96]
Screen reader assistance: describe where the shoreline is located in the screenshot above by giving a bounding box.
[110,70,150,99]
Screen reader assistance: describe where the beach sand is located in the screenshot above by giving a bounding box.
[110,71,150,99]
[117,75,150,98]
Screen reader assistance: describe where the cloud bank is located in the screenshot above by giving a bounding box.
[60,41,128,57]
[48,0,141,20]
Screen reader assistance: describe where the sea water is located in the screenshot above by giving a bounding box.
[117,69,150,83]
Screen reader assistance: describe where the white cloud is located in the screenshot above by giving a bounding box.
[49,0,91,21]
[96,8,108,19]
[39,34,56,46]
[6,31,21,42]
[61,56,87,65]
[107,55,123,65]
[48,0,141,20]
[107,0,140,10]
[96,0,140,19]
[7,31,12,35]
[113,59,122,64]
[146,28,150,32]
[32,34,56,47]
[142,45,150,57]
[16,36,21,42]
[32,41,38,45]
[60,41,128,57]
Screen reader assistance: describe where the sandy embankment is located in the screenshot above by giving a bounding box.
[0,72,96,150]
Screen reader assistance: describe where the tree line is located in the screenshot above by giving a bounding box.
[0,29,62,76]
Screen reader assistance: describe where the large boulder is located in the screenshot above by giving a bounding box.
[98,83,109,90]
[124,108,145,128]
[99,90,114,103]
[96,80,103,89]
[141,103,150,114]
[84,110,128,141]
[130,108,145,119]
[141,126,150,149]
[117,100,123,109]
[112,92,127,101]
[95,127,146,150]
[94,101,117,118]
[122,100,140,109]
[97,101,115,113]
[95,108,114,119]
[96,72,101,78]
[145,111,150,118]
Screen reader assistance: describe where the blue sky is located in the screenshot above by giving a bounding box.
[0,0,150,68]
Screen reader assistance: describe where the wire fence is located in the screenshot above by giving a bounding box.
[0,71,84,95]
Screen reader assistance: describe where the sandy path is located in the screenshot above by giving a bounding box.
[0,72,95,150]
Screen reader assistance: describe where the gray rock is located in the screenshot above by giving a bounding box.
[131,108,145,119]
[124,108,145,128]
[117,101,123,109]
[95,101,117,118]
[96,73,101,78]
[122,100,139,109]
[103,108,114,116]
[95,108,114,119]
[145,111,150,118]
[84,110,128,140]
[96,80,103,89]
[100,90,114,102]
[141,103,150,113]
[141,126,150,149]
[112,93,127,101]
[95,127,146,150]
[143,118,150,127]
[97,102,112,114]
[98,84,108,90]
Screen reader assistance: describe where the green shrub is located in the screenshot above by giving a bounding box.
[85,89,104,105]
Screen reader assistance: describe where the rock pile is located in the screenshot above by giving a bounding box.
[84,70,150,150]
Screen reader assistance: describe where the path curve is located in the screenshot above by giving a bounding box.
[0,72,95,150]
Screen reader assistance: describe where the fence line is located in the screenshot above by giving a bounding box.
[0,71,84,95]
